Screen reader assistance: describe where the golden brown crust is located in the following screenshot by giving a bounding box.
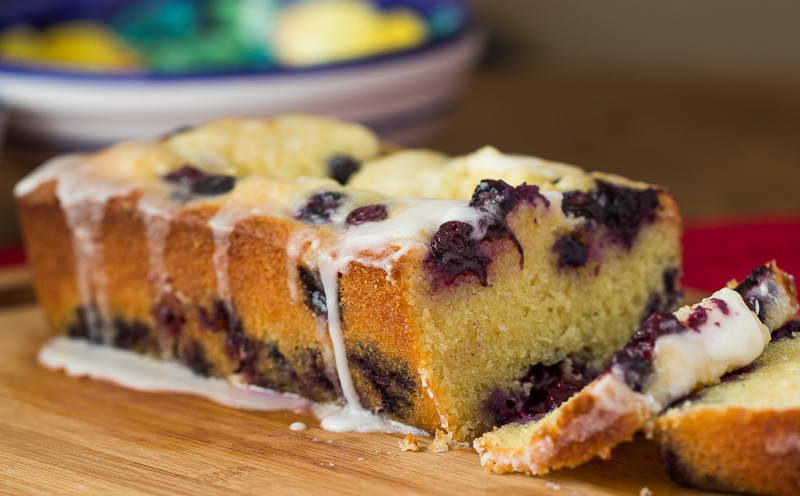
[656,407,800,496]
[475,375,650,475]
[340,258,442,432]
[773,262,799,307]
[16,131,684,441]
[398,433,419,452]
[16,180,80,332]
[524,380,647,473]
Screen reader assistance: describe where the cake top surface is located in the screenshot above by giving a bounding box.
[14,114,652,207]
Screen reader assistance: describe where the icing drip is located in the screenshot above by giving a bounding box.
[34,155,139,343]
[207,202,259,312]
[137,192,177,298]
[64,200,109,342]
[40,337,312,411]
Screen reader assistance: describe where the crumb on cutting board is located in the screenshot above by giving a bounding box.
[399,433,419,452]
[428,430,452,452]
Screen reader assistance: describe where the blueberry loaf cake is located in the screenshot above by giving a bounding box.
[656,318,800,496]
[474,263,798,474]
[15,114,682,440]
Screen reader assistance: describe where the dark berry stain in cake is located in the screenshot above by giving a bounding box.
[427,221,492,286]
[295,191,346,225]
[345,204,388,227]
[240,338,296,390]
[164,164,206,185]
[719,363,757,383]
[553,234,588,268]
[348,348,415,415]
[163,165,236,197]
[198,299,230,333]
[471,180,550,266]
[545,379,583,411]
[226,319,247,361]
[562,180,660,248]
[733,264,777,323]
[659,443,697,487]
[608,312,686,391]
[298,266,328,317]
[426,181,552,288]
[298,348,339,400]
[773,319,800,341]
[483,358,596,426]
[240,341,338,401]
[642,267,683,322]
[68,305,105,344]
[685,306,708,332]
[190,175,235,195]
[154,294,186,342]
[182,341,212,376]
[68,306,91,340]
[112,318,150,349]
[470,179,550,214]
[665,390,706,409]
[198,300,245,364]
[327,154,361,185]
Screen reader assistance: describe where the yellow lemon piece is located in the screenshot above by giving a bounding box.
[0,21,141,70]
[274,0,427,66]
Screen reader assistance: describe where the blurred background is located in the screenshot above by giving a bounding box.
[1,0,800,292]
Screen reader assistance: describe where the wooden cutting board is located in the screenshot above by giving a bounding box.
[0,303,722,496]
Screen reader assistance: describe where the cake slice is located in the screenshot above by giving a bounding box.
[15,114,682,440]
[474,262,798,474]
[656,318,800,496]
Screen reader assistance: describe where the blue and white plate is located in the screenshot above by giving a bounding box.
[0,0,482,148]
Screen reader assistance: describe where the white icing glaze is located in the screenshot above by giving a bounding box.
[643,288,770,408]
[137,192,177,298]
[64,200,109,342]
[38,337,427,434]
[39,337,312,411]
[318,403,427,435]
[453,146,583,183]
[13,153,83,198]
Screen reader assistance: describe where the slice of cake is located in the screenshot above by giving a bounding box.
[474,263,798,474]
[15,114,683,440]
[656,319,800,496]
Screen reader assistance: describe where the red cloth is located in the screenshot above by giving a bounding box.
[0,245,25,267]
[683,216,800,292]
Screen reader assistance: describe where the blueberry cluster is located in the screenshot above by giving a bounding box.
[426,180,549,288]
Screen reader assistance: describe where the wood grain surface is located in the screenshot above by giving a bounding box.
[0,303,723,495]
